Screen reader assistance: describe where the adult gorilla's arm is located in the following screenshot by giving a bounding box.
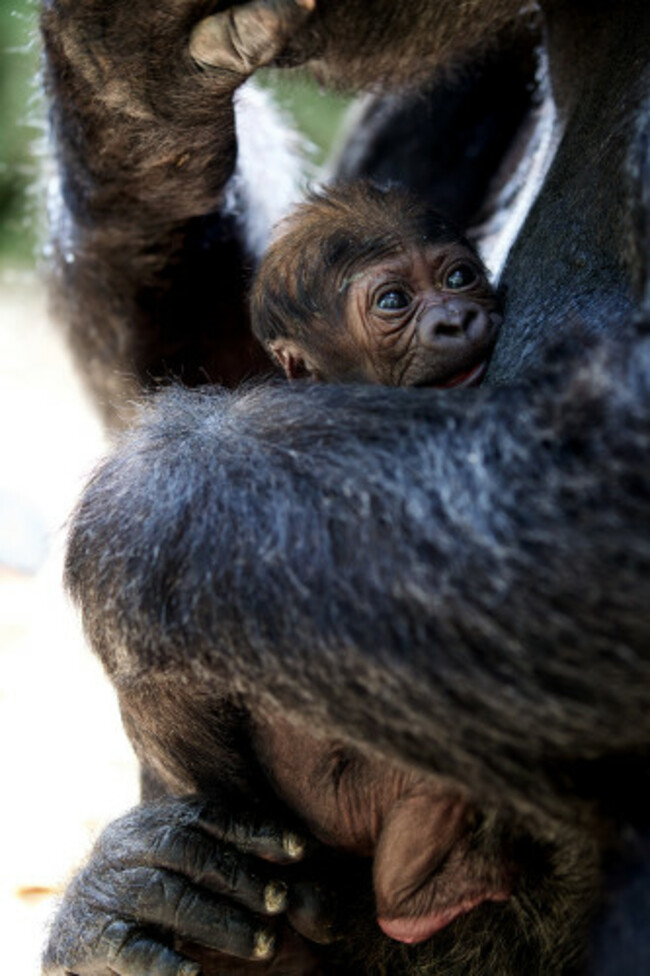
[67,334,650,815]
[40,0,311,424]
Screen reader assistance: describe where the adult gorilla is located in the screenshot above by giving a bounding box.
[41,1,650,974]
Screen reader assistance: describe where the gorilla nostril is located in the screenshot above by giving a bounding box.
[430,305,478,339]
[435,321,464,338]
[463,307,479,327]
[461,304,492,341]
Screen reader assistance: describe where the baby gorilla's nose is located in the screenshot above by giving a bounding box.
[419,299,490,348]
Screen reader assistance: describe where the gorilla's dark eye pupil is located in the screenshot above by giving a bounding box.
[377,289,409,310]
[446,265,476,289]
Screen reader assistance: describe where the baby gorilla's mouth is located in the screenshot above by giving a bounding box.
[431,359,488,389]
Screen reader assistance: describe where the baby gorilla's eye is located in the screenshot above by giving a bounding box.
[375,288,411,311]
[445,264,478,289]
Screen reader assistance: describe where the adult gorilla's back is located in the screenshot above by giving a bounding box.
[68,345,650,806]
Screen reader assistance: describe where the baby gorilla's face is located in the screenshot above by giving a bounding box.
[341,242,502,387]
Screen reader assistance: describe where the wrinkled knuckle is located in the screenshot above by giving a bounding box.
[75,860,121,911]
[173,886,203,929]
[131,868,176,916]
[181,834,215,880]
[99,918,134,961]
[174,833,213,881]
[209,845,240,891]
[150,823,180,861]
[98,808,149,859]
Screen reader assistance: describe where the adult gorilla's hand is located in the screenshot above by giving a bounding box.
[190,0,315,77]
[41,0,315,223]
[42,796,333,976]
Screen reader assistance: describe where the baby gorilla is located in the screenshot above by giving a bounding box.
[251,182,502,387]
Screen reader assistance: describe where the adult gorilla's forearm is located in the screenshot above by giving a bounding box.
[66,333,650,813]
[40,0,309,421]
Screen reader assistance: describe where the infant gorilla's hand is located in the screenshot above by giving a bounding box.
[190,0,315,77]
[42,795,334,976]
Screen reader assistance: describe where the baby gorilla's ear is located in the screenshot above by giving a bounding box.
[268,339,320,381]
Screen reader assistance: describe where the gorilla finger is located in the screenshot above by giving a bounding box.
[190,0,315,76]
[148,824,289,914]
[115,796,307,866]
[42,919,200,976]
[128,866,278,960]
[99,920,201,976]
[193,797,308,864]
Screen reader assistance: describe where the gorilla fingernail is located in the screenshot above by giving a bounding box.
[282,831,306,859]
[253,927,276,960]
[264,880,288,913]
[179,963,202,976]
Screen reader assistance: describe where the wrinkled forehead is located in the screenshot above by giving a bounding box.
[339,240,473,294]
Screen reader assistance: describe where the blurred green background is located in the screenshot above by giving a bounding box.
[0,0,40,267]
[0,0,350,270]
[260,68,351,165]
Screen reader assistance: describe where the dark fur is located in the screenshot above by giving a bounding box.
[40,0,650,973]
[58,336,650,975]
[67,341,650,806]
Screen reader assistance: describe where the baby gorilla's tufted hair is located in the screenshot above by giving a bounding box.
[250,181,472,348]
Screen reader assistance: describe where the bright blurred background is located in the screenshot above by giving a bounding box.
[0,1,138,971]
[0,2,350,970]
